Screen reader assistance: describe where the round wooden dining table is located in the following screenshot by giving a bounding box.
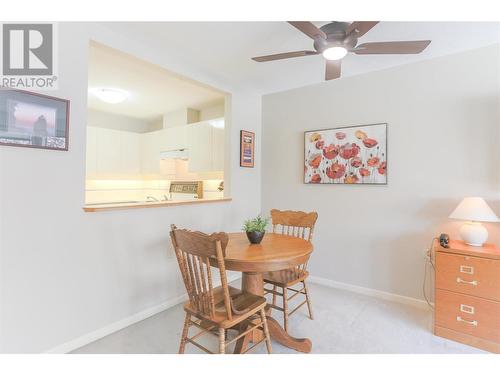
[224,232,313,353]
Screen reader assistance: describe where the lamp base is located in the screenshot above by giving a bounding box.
[459,222,488,247]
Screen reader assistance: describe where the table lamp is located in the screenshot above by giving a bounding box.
[449,197,499,247]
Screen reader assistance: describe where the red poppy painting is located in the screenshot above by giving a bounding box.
[304,123,387,184]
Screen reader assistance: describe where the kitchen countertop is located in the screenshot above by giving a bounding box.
[82,197,232,212]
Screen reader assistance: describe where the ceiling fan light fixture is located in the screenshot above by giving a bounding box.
[251,21,431,81]
[322,47,348,61]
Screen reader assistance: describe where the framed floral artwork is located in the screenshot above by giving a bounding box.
[304,123,387,184]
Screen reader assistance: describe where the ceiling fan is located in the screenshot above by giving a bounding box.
[251,21,431,80]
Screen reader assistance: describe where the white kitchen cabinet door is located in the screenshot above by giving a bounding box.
[161,126,188,151]
[173,126,188,150]
[141,131,161,175]
[85,126,98,177]
[96,128,121,175]
[212,126,225,172]
[120,131,141,175]
[187,122,213,173]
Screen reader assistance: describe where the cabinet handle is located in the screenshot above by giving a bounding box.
[460,304,475,315]
[459,265,474,275]
[456,316,478,326]
[456,277,478,286]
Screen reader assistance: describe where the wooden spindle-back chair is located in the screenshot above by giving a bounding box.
[263,209,318,332]
[170,225,272,354]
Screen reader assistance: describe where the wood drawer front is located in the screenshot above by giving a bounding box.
[436,252,500,301]
[435,289,500,343]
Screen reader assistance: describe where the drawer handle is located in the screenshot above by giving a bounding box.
[460,304,475,315]
[456,316,478,326]
[456,277,478,286]
[459,265,474,275]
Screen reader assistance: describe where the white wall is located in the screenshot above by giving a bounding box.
[262,45,500,301]
[162,108,200,128]
[88,109,152,133]
[199,102,225,121]
[0,23,261,353]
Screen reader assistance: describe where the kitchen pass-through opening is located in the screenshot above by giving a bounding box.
[84,41,229,208]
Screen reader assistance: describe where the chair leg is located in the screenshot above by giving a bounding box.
[272,284,277,306]
[218,327,225,354]
[303,280,314,320]
[260,308,273,354]
[282,286,289,333]
[178,312,191,354]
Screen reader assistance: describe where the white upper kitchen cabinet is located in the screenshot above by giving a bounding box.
[85,120,224,178]
[87,126,142,177]
[120,131,141,175]
[160,126,187,151]
[86,126,98,177]
[140,130,162,175]
[187,122,213,173]
[187,120,224,173]
[96,128,122,175]
[212,126,225,171]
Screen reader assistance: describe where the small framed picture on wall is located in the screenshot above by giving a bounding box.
[0,88,70,151]
[240,130,255,168]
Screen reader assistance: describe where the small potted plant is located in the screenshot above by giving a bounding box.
[243,215,269,244]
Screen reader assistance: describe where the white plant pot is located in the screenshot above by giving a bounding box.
[459,222,488,247]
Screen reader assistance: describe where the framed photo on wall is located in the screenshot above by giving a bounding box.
[304,123,387,185]
[240,130,255,168]
[0,89,70,151]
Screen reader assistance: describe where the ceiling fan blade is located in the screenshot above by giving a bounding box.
[353,40,431,54]
[325,59,341,80]
[346,21,379,37]
[288,21,327,40]
[252,50,319,62]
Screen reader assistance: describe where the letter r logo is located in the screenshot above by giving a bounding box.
[3,24,53,75]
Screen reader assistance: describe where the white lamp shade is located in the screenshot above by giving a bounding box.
[449,197,499,223]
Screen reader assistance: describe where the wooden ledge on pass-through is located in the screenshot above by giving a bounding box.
[83,197,232,212]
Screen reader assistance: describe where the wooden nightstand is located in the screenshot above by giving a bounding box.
[433,239,500,353]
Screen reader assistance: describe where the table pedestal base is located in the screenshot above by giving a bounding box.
[233,272,312,353]
[265,316,312,353]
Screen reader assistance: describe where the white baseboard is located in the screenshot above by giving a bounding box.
[46,275,428,353]
[46,275,241,354]
[45,294,187,354]
[308,275,430,309]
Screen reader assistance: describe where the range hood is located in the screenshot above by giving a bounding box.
[160,148,189,160]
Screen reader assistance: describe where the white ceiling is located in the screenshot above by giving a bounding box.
[88,41,225,120]
[101,22,500,94]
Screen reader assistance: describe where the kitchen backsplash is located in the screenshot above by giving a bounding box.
[85,179,223,204]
